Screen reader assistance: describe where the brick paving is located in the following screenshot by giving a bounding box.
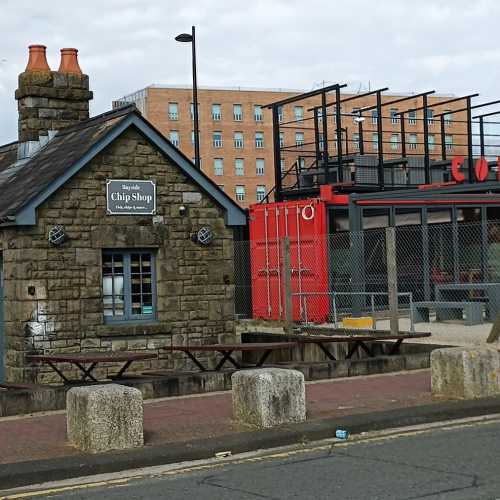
[0,369,431,465]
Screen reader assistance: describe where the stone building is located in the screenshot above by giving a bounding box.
[0,45,246,383]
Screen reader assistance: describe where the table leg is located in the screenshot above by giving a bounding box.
[357,341,374,357]
[314,342,336,361]
[115,360,133,379]
[255,349,273,367]
[74,362,98,382]
[215,350,240,371]
[47,361,71,384]
[388,338,403,355]
[184,351,207,372]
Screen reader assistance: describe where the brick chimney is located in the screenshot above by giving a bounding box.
[15,45,93,143]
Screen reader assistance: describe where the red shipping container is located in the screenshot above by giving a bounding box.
[249,198,329,322]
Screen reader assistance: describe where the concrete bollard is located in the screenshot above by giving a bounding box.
[67,384,144,453]
[431,346,500,400]
[232,368,306,428]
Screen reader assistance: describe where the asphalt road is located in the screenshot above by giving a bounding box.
[25,419,500,499]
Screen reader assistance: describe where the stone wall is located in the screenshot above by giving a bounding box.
[0,128,236,383]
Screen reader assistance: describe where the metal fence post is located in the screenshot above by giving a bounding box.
[282,236,293,333]
[386,227,399,335]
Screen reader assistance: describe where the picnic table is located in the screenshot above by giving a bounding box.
[164,342,297,371]
[295,331,431,360]
[27,351,157,383]
[435,283,500,320]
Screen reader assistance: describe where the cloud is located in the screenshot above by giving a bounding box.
[1,0,500,144]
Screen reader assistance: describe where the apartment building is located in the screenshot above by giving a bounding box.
[113,85,467,207]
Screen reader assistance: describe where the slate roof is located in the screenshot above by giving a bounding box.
[0,105,246,226]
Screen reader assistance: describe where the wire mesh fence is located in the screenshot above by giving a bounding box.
[234,218,500,331]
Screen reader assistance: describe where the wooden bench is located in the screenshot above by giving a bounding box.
[412,301,483,326]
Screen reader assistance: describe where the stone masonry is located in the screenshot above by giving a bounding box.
[16,70,92,142]
[0,128,236,383]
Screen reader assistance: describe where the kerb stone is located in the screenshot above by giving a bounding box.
[67,384,144,453]
[431,346,500,400]
[232,368,306,428]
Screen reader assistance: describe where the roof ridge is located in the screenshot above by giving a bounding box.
[56,104,137,137]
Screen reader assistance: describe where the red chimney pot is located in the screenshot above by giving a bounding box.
[25,45,51,72]
[58,48,82,75]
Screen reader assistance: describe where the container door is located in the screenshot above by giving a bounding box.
[0,253,4,382]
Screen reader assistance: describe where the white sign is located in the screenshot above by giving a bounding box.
[106,180,156,215]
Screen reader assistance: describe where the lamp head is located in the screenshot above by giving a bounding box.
[175,33,193,42]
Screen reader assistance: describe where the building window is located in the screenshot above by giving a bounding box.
[213,131,223,148]
[191,131,196,145]
[445,135,453,152]
[371,110,378,124]
[256,185,266,202]
[212,104,221,121]
[351,108,360,123]
[279,132,284,148]
[294,106,304,122]
[295,132,304,147]
[352,133,360,151]
[428,134,435,151]
[256,158,265,176]
[444,111,452,126]
[390,108,399,125]
[235,185,246,201]
[426,109,434,125]
[372,133,378,151]
[254,105,263,122]
[168,102,178,120]
[278,106,283,123]
[214,158,224,176]
[408,110,417,125]
[233,104,242,121]
[317,108,323,121]
[280,158,286,171]
[190,103,199,120]
[255,132,264,148]
[169,130,179,147]
[235,158,244,176]
[390,133,399,150]
[102,251,156,322]
[408,133,417,150]
[234,132,244,149]
[318,133,324,152]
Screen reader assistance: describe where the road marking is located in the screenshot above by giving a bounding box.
[3,412,500,499]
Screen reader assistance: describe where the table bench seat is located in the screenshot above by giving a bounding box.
[412,301,483,326]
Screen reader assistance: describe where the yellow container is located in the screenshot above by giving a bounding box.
[342,316,374,329]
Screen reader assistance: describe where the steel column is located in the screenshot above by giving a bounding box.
[376,91,384,189]
[272,107,283,202]
[422,94,430,184]
[466,97,474,182]
[335,86,343,182]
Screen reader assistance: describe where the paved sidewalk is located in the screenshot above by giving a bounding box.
[0,369,431,466]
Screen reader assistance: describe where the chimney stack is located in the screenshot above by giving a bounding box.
[15,45,93,143]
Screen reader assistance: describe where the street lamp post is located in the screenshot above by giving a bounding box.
[175,26,200,170]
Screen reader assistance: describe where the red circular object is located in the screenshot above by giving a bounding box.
[475,157,489,181]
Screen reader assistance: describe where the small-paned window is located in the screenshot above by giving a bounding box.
[169,130,179,147]
[168,102,178,120]
[235,158,244,176]
[254,105,263,122]
[102,251,156,322]
[255,132,264,148]
[214,158,224,176]
[212,104,221,121]
[235,185,246,201]
[213,131,223,148]
[233,104,242,121]
[408,110,417,125]
[294,106,304,122]
[256,158,265,176]
[256,185,266,202]
[234,132,244,148]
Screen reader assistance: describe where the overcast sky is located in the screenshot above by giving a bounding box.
[1,0,500,145]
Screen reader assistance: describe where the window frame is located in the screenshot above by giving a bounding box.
[254,105,263,122]
[213,131,223,148]
[234,158,244,176]
[234,131,244,149]
[233,104,243,121]
[256,185,266,202]
[255,132,264,148]
[169,130,180,147]
[102,250,157,324]
[235,185,246,201]
[256,158,265,176]
[212,104,222,121]
[214,158,224,176]
[168,102,178,120]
